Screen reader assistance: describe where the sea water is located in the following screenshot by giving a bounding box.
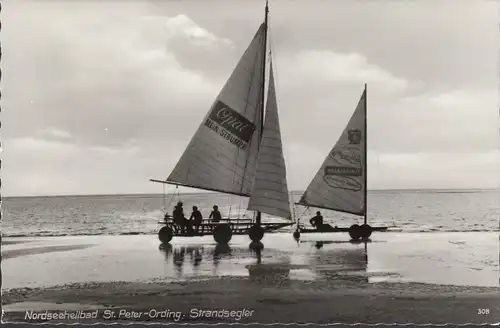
[2,190,499,237]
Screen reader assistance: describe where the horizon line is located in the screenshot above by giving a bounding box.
[3,187,499,199]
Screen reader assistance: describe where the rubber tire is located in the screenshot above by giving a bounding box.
[360,224,372,239]
[213,224,233,244]
[293,230,301,240]
[248,225,265,242]
[158,226,173,243]
[348,224,362,240]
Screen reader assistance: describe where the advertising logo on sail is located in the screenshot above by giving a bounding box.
[323,146,363,191]
[204,101,256,150]
[329,146,361,166]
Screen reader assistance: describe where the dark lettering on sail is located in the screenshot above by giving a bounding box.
[324,166,362,176]
[208,101,256,142]
[204,101,256,150]
[323,146,363,191]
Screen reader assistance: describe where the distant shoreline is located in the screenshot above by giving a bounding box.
[3,188,499,199]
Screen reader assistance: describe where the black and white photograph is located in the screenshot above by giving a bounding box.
[2,0,500,324]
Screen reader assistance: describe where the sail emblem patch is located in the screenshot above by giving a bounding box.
[348,129,362,145]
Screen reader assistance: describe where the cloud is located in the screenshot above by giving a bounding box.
[164,15,232,48]
[369,151,500,189]
[4,137,153,196]
[377,151,500,169]
[3,0,498,196]
[372,89,499,153]
[3,2,223,150]
[273,49,411,148]
[290,51,408,92]
[6,135,498,196]
[284,140,500,191]
[39,127,72,140]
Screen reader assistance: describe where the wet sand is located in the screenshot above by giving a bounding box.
[2,239,36,246]
[3,279,500,324]
[2,244,96,260]
[2,232,500,324]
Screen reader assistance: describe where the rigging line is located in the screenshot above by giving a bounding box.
[174,185,180,205]
[228,27,263,221]
[268,14,295,220]
[164,185,175,214]
[162,183,166,213]
[294,206,311,226]
[237,196,242,223]
[168,186,177,212]
[166,184,176,212]
[169,187,177,211]
[236,27,265,191]
[297,206,310,220]
[291,192,297,222]
[236,25,267,222]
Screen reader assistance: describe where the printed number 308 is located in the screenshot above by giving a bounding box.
[478,309,490,315]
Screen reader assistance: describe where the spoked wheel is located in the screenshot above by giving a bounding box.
[348,224,362,240]
[213,224,233,244]
[248,224,265,242]
[158,226,174,243]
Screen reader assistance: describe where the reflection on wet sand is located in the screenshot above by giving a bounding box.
[157,239,373,284]
[214,243,231,261]
[306,240,370,283]
[158,242,250,278]
[246,241,292,284]
[159,243,205,276]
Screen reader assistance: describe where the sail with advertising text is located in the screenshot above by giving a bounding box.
[247,61,292,219]
[165,24,267,196]
[297,87,367,216]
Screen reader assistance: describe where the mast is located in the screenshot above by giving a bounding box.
[261,0,268,139]
[255,0,269,226]
[363,83,368,225]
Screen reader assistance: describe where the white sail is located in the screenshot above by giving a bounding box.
[298,87,367,216]
[247,61,292,219]
[166,24,267,196]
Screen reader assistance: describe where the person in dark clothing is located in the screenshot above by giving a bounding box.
[190,206,203,234]
[173,201,186,233]
[209,205,221,223]
[209,205,222,232]
[309,211,324,230]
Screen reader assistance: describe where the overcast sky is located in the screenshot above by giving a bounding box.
[3,0,499,196]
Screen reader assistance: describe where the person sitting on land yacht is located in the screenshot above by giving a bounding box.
[309,211,324,230]
[190,206,203,234]
[173,201,187,233]
[209,205,222,223]
[208,205,222,232]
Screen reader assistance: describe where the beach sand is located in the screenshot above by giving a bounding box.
[2,232,499,324]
